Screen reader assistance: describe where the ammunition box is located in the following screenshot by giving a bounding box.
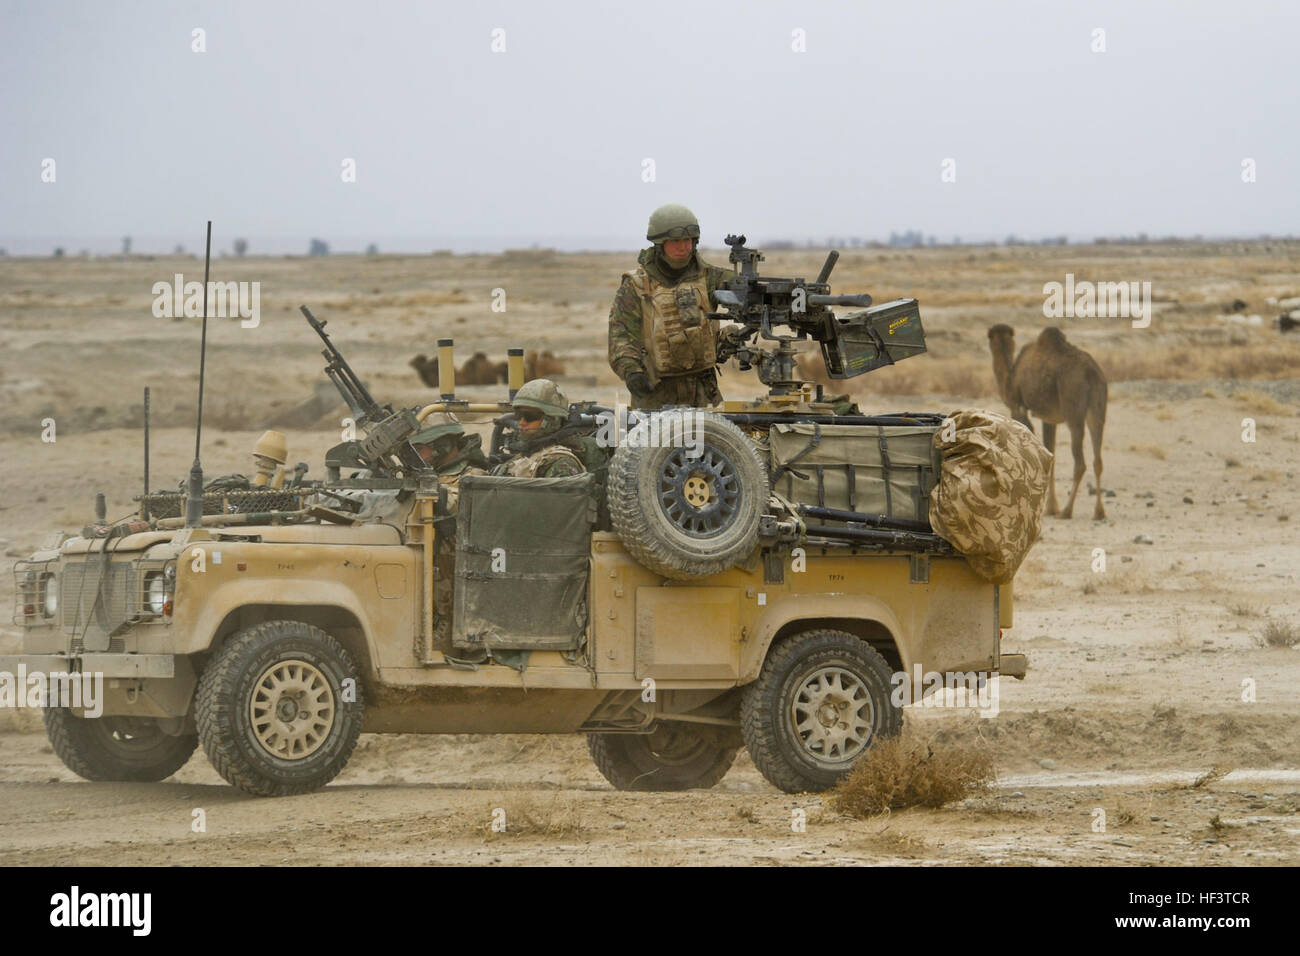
[820,298,926,379]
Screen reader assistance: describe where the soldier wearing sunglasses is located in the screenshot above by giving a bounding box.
[493,379,600,479]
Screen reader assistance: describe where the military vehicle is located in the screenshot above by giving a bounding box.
[7,234,1029,796]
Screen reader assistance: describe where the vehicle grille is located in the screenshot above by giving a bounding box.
[60,560,137,638]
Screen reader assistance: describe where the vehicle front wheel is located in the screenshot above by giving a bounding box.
[44,709,197,782]
[195,620,364,797]
[587,723,739,791]
[741,629,901,793]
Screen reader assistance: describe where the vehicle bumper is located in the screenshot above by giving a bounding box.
[998,653,1028,680]
[0,653,175,679]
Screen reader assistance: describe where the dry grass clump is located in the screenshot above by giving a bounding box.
[1128,443,1168,460]
[1187,765,1234,790]
[1254,618,1300,649]
[826,729,995,818]
[482,793,585,839]
[1097,342,1300,383]
[1233,391,1294,416]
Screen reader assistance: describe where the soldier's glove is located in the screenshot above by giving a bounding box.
[625,372,653,397]
[717,326,750,360]
[720,326,749,347]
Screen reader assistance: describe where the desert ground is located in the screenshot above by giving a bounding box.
[1,241,1298,865]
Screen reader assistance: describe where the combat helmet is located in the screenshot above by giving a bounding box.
[512,378,569,428]
[410,414,464,451]
[646,203,700,243]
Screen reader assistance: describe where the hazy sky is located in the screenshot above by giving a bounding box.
[2,0,1297,252]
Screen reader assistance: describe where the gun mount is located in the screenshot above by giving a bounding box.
[711,234,928,397]
[302,305,429,477]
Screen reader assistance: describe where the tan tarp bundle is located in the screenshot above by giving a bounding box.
[928,409,1052,584]
[769,423,941,522]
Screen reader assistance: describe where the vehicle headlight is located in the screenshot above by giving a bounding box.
[146,571,170,615]
[42,573,58,618]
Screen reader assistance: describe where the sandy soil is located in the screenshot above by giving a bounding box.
[1,243,1298,865]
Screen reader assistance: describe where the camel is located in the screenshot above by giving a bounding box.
[987,324,1108,520]
[413,350,569,389]
[524,349,566,379]
[458,351,501,386]
[409,353,439,388]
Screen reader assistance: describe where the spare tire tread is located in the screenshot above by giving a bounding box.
[608,411,768,579]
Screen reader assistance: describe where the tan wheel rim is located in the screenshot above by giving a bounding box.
[792,666,874,765]
[249,659,336,760]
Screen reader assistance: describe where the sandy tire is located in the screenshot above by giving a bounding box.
[195,620,364,797]
[607,410,768,579]
[43,708,197,782]
[587,723,739,791]
[741,629,901,793]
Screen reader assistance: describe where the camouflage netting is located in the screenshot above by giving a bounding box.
[928,409,1052,584]
[142,490,308,519]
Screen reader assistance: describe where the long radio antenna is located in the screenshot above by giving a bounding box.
[141,386,150,522]
[184,221,213,528]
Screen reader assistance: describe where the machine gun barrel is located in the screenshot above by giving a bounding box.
[808,293,873,307]
[815,250,839,285]
[301,305,386,427]
[301,305,428,475]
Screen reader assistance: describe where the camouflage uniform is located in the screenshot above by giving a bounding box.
[490,379,598,479]
[608,245,734,410]
[498,443,586,478]
[434,448,487,513]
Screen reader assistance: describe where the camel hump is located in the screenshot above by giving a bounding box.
[1038,326,1070,351]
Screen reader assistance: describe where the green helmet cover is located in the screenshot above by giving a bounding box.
[410,421,464,447]
[646,203,700,243]
[512,378,569,419]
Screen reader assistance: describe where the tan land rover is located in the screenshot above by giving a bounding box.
[6,239,1030,796]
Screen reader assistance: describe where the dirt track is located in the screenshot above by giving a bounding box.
[2,245,1298,865]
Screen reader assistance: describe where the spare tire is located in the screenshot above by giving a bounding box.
[608,409,768,579]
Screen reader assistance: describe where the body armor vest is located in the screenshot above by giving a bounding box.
[624,266,716,385]
[501,445,584,478]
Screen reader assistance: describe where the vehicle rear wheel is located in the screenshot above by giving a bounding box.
[741,629,901,793]
[195,619,364,797]
[587,723,739,791]
[607,410,768,579]
[44,709,197,782]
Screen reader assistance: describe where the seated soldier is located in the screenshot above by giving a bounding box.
[410,415,488,513]
[492,379,602,478]
[347,415,486,523]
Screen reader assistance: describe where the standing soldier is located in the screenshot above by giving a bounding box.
[493,379,603,478]
[608,204,740,409]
